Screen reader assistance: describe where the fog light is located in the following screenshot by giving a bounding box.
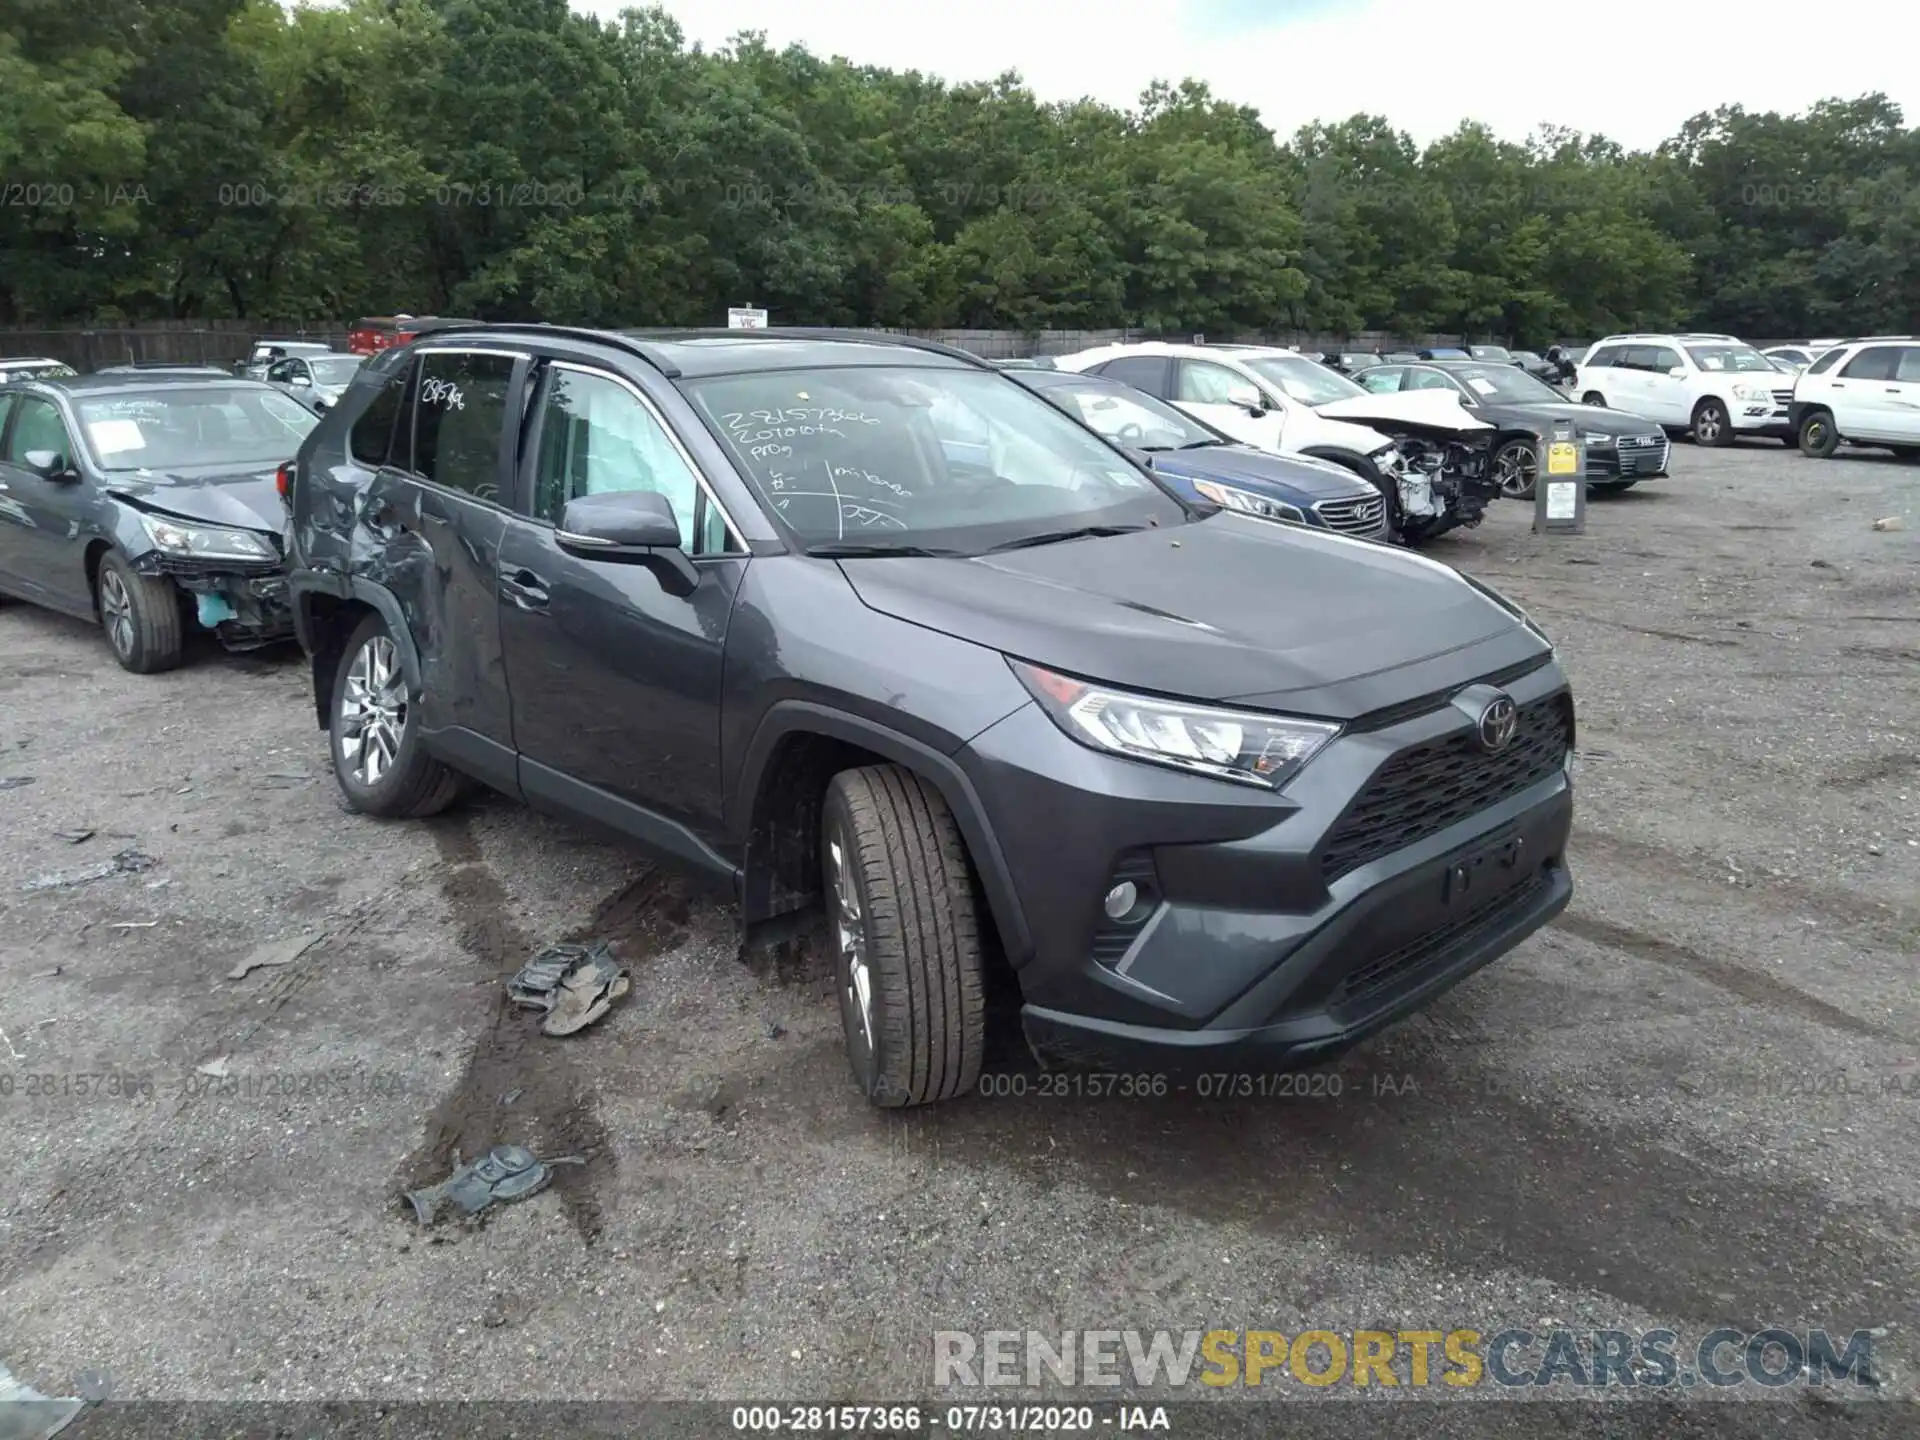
[1103,882,1138,920]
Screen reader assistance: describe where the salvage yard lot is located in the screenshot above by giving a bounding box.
[1,444,1916,1426]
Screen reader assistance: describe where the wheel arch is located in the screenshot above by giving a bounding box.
[734,701,1034,966]
[292,577,423,731]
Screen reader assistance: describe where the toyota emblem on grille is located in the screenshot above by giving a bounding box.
[1477,695,1518,752]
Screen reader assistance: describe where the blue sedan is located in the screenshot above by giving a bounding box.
[1009,368,1390,540]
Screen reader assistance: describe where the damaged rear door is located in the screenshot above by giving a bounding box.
[356,345,528,773]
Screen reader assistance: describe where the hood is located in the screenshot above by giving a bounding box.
[107,466,284,534]
[1319,390,1495,438]
[1143,444,1377,502]
[1476,400,1662,436]
[836,512,1546,721]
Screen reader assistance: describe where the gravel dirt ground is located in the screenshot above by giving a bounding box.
[0,441,1915,1437]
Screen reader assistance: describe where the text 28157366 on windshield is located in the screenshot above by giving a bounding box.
[281,324,1574,1108]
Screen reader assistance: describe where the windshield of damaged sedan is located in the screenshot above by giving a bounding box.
[684,367,1188,552]
[1684,344,1773,373]
[76,387,320,472]
[1241,355,1367,407]
[1450,364,1567,404]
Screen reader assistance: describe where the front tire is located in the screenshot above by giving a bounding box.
[823,765,986,1108]
[96,551,183,674]
[1691,398,1733,447]
[327,612,463,818]
[1798,410,1839,458]
[1492,438,1538,499]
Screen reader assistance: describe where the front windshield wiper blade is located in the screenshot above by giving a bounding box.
[1175,438,1227,450]
[808,541,965,558]
[984,524,1148,553]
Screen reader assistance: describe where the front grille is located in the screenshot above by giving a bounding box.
[1313,495,1387,536]
[1612,433,1669,474]
[151,554,283,580]
[1771,388,1793,410]
[1319,692,1572,884]
[1330,869,1553,1009]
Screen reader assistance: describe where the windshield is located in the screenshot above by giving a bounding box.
[1684,344,1773,373]
[309,357,364,386]
[1036,380,1218,451]
[1242,356,1365,406]
[76,388,318,472]
[684,366,1186,552]
[1449,365,1565,403]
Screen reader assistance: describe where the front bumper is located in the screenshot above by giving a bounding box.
[1731,389,1795,436]
[961,660,1574,1071]
[131,551,294,649]
[1586,433,1669,481]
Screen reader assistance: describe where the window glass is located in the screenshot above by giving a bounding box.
[267,359,297,382]
[1893,347,1920,384]
[1175,360,1248,404]
[1052,384,1208,450]
[1095,356,1168,394]
[1243,355,1364,404]
[1805,347,1845,375]
[408,351,514,501]
[1360,369,1403,393]
[1683,344,1768,372]
[4,397,74,463]
[0,394,14,441]
[1841,347,1900,382]
[350,363,409,467]
[1645,347,1683,372]
[74,389,315,471]
[1403,368,1458,392]
[1584,346,1622,369]
[532,367,720,552]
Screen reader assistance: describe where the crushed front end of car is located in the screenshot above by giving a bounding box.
[1321,392,1503,542]
[113,495,294,651]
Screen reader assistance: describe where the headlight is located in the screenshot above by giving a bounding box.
[1011,660,1339,790]
[1732,382,1771,401]
[138,513,276,561]
[1191,479,1304,523]
[1582,432,1615,446]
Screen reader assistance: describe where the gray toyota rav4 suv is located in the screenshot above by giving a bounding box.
[284,325,1575,1108]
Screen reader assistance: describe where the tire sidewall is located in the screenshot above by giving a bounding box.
[1799,412,1838,458]
[97,551,176,672]
[329,615,426,812]
[1494,439,1537,499]
[1693,399,1731,446]
[821,791,887,1100]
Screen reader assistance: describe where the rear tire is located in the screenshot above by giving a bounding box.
[1691,398,1733,447]
[823,765,986,1108]
[96,551,183,674]
[1798,410,1840,458]
[327,611,463,818]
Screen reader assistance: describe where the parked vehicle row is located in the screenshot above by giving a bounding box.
[0,325,1579,1116]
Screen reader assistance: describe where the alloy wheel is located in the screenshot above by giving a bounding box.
[338,635,406,786]
[828,830,874,1054]
[98,570,135,658]
[1695,407,1723,444]
[1495,443,1538,498]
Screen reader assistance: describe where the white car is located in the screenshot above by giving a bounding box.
[1573,333,1794,447]
[1050,341,1499,542]
[1762,346,1816,371]
[1787,336,1920,459]
[264,352,366,414]
[0,356,77,385]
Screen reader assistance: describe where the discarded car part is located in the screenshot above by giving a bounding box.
[226,933,325,980]
[401,1145,584,1226]
[541,954,632,1036]
[506,946,590,1011]
[0,1359,84,1440]
[23,847,156,893]
[0,777,34,791]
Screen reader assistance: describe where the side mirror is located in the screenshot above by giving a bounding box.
[23,449,78,482]
[555,490,697,597]
[1668,366,1687,378]
[291,373,312,386]
[1225,384,1266,415]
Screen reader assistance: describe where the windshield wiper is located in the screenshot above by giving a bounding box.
[984,524,1148,553]
[1176,438,1227,450]
[808,541,964,558]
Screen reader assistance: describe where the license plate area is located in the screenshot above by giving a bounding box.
[1440,831,1527,906]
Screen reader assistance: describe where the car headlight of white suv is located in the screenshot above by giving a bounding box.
[1732,382,1773,402]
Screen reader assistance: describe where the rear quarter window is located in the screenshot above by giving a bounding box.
[1805,348,1846,376]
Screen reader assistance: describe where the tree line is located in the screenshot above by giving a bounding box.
[4,0,1917,344]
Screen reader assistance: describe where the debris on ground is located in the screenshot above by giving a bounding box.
[226,933,325,981]
[499,1087,524,1107]
[0,777,36,792]
[22,848,157,893]
[54,830,94,845]
[256,772,314,789]
[1871,515,1905,531]
[108,921,157,930]
[195,1057,231,1079]
[506,942,630,1036]
[29,967,62,980]
[765,1021,787,1040]
[401,1145,584,1227]
[0,1359,84,1440]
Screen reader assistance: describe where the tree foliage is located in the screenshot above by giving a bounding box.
[2,0,1913,340]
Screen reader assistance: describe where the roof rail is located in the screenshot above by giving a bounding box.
[620,326,999,372]
[402,321,687,377]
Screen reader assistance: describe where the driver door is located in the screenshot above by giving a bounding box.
[1172,359,1285,450]
[0,394,95,612]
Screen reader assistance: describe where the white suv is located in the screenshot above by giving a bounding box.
[1573,333,1793,447]
[1788,337,1920,459]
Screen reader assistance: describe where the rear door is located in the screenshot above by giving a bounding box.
[0,393,94,611]
[495,357,747,849]
[359,345,526,764]
[1830,346,1901,438]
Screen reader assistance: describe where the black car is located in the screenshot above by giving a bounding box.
[0,374,317,670]
[1465,345,1515,365]
[284,324,1575,1109]
[1007,368,1389,539]
[1358,359,1668,499]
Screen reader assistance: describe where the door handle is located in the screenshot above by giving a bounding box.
[501,567,550,611]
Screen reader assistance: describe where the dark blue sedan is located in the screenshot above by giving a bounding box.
[1009,368,1390,540]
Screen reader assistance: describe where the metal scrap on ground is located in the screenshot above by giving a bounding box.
[401,1145,585,1227]
[0,1360,83,1440]
[226,933,326,980]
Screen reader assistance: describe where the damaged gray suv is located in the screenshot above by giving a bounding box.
[284,326,1575,1108]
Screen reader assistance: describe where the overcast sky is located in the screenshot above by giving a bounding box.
[579,0,1916,150]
